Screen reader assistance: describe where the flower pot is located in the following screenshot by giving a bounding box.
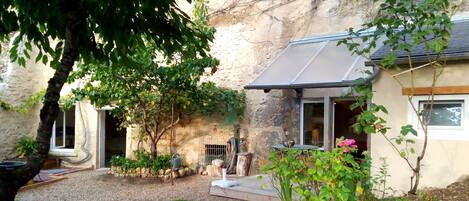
[0,161,26,171]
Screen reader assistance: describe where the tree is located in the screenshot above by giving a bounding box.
[70,0,245,160]
[73,57,245,159]
[0,1,214,200]
[339,0,461,195]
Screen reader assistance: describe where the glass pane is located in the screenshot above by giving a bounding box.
[64,106,75,149]
[303,102,324,147]
[248,42,327,87]
[294,42,359,85]
[420,100,463,127]
[55,110,64,147]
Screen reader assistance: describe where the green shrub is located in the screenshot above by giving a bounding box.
[151,155,171,172]
[263,139,372,201]
[111,149,171,174]
[110,155,127,168]
[133,149,152,168]
[15,136,37,158]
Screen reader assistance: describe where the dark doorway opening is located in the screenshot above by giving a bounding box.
[105,111,126,167]
[333,100,368,155]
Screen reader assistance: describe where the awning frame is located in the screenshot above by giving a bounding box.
[244,30,380,90]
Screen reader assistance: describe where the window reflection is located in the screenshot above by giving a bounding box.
[420,100,463,127]
[303,102,324,147]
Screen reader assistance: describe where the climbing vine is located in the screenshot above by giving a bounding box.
[0,89,75,113]
[0,90,45,113]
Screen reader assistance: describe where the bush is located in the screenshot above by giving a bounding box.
[15,136,37,158]
[110,155,134,173]
[134,149,152,168]
[110,155,126,167]
[263,138,372,201]
[110,149,171,174]
[151,155,171,173]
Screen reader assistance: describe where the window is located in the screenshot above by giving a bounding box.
[409,95,469,139]
[419,100,463,127]
[51,106,75,152]
[301,101,324,147]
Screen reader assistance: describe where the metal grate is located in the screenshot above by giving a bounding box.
[198,135,228,166]
[204,144,227,165]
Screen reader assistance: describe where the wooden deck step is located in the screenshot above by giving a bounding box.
[209,175,280,201]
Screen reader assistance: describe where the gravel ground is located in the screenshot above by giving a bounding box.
[415,176,469,201]
[16,169,240,201]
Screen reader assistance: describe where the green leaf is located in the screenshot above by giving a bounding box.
[400,151,406,158]
[35,51,43,63]
[400,124,417,136]
[42,55,48,65]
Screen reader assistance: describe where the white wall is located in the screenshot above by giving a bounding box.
[371,62,469,194]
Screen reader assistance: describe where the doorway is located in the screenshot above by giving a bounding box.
[333,99,368,155]
[104,111,126,167]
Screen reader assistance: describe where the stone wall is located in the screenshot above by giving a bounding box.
[175,0,375,172]
[0,44,54,161]
[0,43,98,167]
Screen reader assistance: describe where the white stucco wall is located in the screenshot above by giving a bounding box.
[371,62,469,194]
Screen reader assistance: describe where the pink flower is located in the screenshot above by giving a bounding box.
[343,147,350,153]
[337,138,357,153]
[337,139,356,147]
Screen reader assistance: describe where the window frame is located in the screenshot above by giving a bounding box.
[300,99,325,148]
[50,107,76,154]
[419,100,464,129]
[409,95,469,140]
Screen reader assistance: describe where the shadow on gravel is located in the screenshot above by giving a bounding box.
[95,173,198,185]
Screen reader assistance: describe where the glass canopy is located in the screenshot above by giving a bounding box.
[244,32,377,89]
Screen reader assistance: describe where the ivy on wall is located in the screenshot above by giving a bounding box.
[0,90,45,113]
[0,89,75,113]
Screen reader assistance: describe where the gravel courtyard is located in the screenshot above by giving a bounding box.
[16,169,240,201]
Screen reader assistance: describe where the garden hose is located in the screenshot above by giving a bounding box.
[61,80,92,165]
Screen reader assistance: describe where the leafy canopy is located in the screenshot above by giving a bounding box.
[1,0,211,67]
[69,0,245,137]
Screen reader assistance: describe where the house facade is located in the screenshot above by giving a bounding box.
[1,0,469,195]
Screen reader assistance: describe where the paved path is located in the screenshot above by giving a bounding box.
[16,169,239,201]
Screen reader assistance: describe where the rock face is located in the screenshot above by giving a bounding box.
[140,0,382,173]
[191,0,377,172]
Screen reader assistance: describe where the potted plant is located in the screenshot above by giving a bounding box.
[15,136,37,160]
[0,137,34,173]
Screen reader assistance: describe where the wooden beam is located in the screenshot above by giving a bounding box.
[402,86,469,95]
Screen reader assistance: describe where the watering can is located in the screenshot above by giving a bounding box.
[171,153,182,169]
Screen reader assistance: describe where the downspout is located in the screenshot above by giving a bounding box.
[362,66,381,85]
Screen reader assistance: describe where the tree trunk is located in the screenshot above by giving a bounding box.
[0,6,83,200]
[408,161,422,195]
[150,140,158,160]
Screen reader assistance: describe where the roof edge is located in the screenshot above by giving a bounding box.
[366,52,469,66]
[289,28,377,45]
[244,67,380,90]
